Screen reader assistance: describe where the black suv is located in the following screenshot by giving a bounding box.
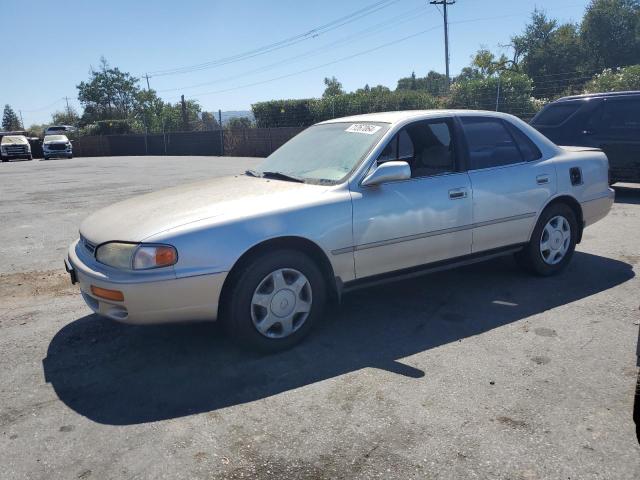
[531,91,640,184]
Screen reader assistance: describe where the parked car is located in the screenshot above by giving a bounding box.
[1,135,32,161]
[44,125,77,136]
[531,91,640,184]
[43,134,73,160]
[65,110,613,351]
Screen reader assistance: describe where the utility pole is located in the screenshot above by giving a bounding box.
[429,0,455,91]
[18,110,25,130]
[63,96,72,117]
[180,95,188,131]
[144,74,151,91]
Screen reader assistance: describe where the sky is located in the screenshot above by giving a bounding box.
[1,0,591,126]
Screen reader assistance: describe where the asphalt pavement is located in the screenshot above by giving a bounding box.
[1,156,639,479]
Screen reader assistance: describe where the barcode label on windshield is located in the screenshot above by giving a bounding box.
[345,124,381,135]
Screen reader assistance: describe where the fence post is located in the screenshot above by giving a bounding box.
[162,117,167,155]
[218,109,224,156]
[495,75,501,112]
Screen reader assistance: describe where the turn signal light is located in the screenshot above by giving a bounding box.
[91,285,125,302]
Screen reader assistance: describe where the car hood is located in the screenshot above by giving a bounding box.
[80,174,331,244]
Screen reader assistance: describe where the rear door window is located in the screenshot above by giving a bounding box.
[532,102,582,126]
[504,122,542,161]
[461,117,523,169]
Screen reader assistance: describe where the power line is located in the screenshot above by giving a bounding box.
[176,24,443,100]
[146,0,400,77]
[156,5,428,93]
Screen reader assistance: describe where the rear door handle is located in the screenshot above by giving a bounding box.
[536,174,550,185]
[448,188,467,199]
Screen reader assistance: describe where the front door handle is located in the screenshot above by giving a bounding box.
[448,188,467,200]
[536,174,550,185]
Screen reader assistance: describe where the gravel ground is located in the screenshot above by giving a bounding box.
[1,156,639,479]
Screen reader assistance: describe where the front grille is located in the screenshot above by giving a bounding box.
[48,143,67,151]
[81,236,96,255]
[3,145,28,154]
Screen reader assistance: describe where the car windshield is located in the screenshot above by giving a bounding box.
[253,122,389,184]
[44,135,68,142]
[1,135,28,145]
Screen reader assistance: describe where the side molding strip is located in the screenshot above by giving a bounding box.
[331,212,536,255]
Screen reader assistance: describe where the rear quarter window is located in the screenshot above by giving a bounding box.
[532,102,582,126]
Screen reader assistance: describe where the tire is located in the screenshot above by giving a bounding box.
[516,203,578,276]
[1,158,7,163]
[224,249,326,352]
[68,154,73,159]
[27,154,33,160]
[43,156,49,160]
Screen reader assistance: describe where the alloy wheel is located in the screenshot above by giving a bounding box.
[250,268,312,339]
[540,215,571,265]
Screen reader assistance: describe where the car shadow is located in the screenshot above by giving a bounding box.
[43,252,634,425]
[613,184,640,205]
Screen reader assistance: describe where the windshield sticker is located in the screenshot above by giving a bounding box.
[345,124,382,135]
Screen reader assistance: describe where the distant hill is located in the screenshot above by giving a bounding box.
[218,110,254,125]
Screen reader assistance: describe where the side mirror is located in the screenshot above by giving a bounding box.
[361,161,411,186]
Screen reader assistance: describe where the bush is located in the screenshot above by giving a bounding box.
[447,72,539,117]
[80,119,136,136]
[584,65,640,93]
[252,91,442,128]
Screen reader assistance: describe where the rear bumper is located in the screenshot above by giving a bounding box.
[581,188,615,227]
[67,239,227,324]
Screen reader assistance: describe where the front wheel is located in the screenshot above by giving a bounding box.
[224,249,326,352]
[68,154,73,159]
[516,203,578,276]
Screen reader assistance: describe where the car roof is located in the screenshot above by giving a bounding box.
[555,90,640,102]
[318,109,519,126]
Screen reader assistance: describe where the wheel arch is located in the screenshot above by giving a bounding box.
[533,194,584,244]
[217,236,339,320]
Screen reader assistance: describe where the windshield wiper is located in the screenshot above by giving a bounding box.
[245,169,262,178]
[260,171,305,183]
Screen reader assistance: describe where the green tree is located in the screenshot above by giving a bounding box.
[2,105,21,131]
[581,0,640,70]
[226,117,253,129]
[584,64,640,92]
[322,76,345,98]
[77,57,141,124]
[397,70,448,95]
[200,112,220,130]
[51,106,80,126]
[511,11,584,97]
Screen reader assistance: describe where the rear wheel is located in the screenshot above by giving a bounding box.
[516,203,578,276]
[224,249,326,352]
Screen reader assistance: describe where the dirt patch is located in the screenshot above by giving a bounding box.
[0,270,75,300]
[496,416,528,429]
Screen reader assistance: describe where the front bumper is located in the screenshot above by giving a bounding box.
[66,239,227,324]
[1,152,31,159]
[43,149,72,158]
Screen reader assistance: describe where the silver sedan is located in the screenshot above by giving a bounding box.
[66,110,614,351]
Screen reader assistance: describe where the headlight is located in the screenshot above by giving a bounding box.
[95,242,137,269]
[95,242,177,270]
